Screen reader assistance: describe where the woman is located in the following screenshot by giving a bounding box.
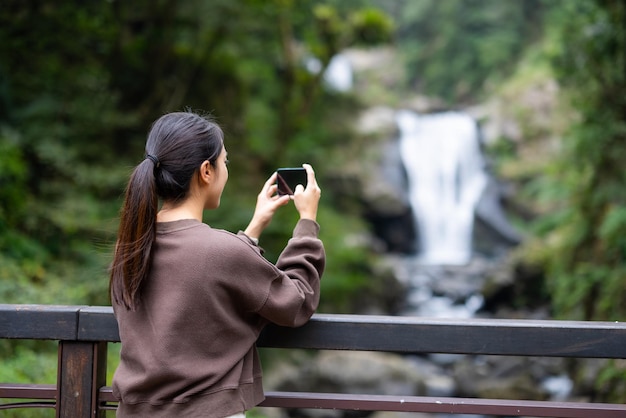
[109,111,325,417]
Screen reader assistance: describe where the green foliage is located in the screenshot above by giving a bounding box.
[0,0,393,311]
[0,339,57,417]
[394,0,550,103]
[533,0,626,322]
[0,129,27,224]
[594,360,626,403]
[349,7,395,46]
[316,206,371,313]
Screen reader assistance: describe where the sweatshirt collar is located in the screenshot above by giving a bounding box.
[156,218,203,234]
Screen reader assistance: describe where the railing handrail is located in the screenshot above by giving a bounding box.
[1,304,626,417]
[2,304,625,357]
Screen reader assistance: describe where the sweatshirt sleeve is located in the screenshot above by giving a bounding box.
[257,219,325,327]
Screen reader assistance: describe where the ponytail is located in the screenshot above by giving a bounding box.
[109,159,158,310]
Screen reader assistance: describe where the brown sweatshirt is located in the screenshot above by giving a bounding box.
[112,218,325,418]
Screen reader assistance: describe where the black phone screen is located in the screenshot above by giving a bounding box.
[276,168,307,196]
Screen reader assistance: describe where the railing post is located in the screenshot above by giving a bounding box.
[57,341,107,418]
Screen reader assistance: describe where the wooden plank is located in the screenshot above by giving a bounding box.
[0,304,81,340]
[258,314,626,358]
[57,341,100,418]
[78,306,119,342]
[95,387,626,418]
[259,391,626,418]
[0,383,56,399]
[91,342,108,418]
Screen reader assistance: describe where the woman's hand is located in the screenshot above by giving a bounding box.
[244,172,290,240]
[293,164,321,222]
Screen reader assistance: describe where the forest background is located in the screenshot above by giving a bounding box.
[0,0,624,413]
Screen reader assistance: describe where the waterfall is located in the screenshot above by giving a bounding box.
[397,110,488,265]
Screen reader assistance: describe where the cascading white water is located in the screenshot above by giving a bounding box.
[397,110,488,265]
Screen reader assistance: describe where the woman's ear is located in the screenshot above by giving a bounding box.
[199,160,212,185]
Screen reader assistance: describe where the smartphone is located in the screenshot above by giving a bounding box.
[276,167,307,196]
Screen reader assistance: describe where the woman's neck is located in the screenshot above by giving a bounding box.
[157,200,203,223]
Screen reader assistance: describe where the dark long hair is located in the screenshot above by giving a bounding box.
[109,111,224,310]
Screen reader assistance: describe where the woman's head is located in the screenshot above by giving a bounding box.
[146,112,224,203]
[110,111,224,310]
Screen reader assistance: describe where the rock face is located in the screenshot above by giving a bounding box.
[265,350,565,418]
[349,106,416,254]
[352,106,408,217]
[266,351,451,418]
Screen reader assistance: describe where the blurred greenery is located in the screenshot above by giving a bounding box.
[536,0,626,322]
[393,0,549,104]
[0,0,394,308]
[0,0,625,413]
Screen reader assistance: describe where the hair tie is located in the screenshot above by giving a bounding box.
[145,154,160,168]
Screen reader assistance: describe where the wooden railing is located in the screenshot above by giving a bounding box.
[1,304,626,417]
